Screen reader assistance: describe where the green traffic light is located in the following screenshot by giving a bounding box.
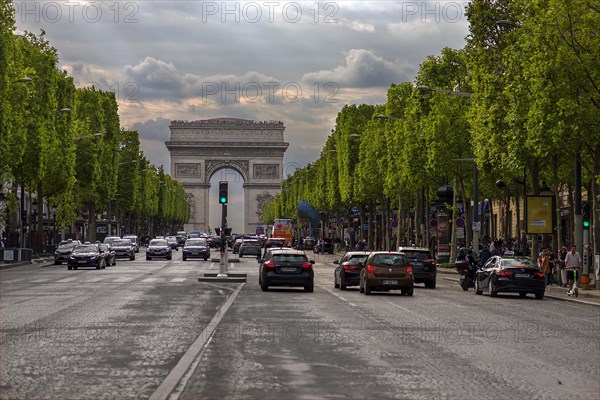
[220,197,227,204]
[583,220,590,228]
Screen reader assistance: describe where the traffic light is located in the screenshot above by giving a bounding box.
[582,201,590,229]
[218,181,228,204]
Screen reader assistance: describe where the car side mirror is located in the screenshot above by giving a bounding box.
[310,260,315,264]
[257,259,264,263]
[333,260,339,264]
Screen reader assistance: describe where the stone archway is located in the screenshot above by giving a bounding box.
[165,118,288,234]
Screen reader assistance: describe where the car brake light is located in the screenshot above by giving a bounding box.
[367,265,375,273]
[343,264,356,270]
[460,268,469,273]
[407,265,413,274]
[426,259,436,265]
[264,261,275,270]
[535,272,544,278]
[302,262,312,269]
[498,270,514,277]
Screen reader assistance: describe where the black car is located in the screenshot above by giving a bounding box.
[146,239,173,260]
[333,251,370,290]
[397,247,437,289]
[207,235,221,248]
[239,239,261,257]
[53,240,81,265]
[98,243,117,266]
[182,238,210,261]
[258,249,314,292]
[314,238,334,254]
[111,239,136,260]
[176,231,187,246]
[68,243,107,270]
[475,256,545,299]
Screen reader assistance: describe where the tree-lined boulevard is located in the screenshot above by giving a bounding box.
[1,252,599,399]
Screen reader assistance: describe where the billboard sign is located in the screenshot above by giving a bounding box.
[526,196,555,234]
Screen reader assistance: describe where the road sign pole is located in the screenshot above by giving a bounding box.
[218,203,228,277]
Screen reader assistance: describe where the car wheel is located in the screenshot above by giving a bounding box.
[359,277,365,293]
[167,256,172,260]
[102,259,107,269]
[130,255,135,261]
[475,279,483,295]
[74,266,78,270]
[403,286,414,296]
[55,260,61,265]
[67,265,72,270]
[146,256,151,261]
[489,280,498,297]
[96,262,101,270]
[535,291,544,300]
[204,257,208,261]
[260,278,269,292]
[304,284,314,293]
[519,292,527,298]
[334,273,339,289]
[183,255,187,261]
[425,280,436,289]
[239,254,243,258]
[364,282,371,295]
[339,272,346,290]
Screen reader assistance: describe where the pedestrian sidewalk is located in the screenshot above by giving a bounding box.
[0,255,53,270]
[438,267,600,307]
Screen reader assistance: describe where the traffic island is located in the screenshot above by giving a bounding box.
[198,273,247,283]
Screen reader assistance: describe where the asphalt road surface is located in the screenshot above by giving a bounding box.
[1,249,599,400]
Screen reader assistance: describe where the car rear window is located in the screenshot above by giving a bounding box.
[113,240,131,246]
[372,254,407,266]
[501,258,535,268]
[186,239,208,246]
[150,240,167,246]
[74,245,97,253]
[272,254,307,263]
[348,255,368,263]
[402,251,431,260]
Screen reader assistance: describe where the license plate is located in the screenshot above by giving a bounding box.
[191,252,198,255]
[382,280,398,285]
[280,267,296,272]
[412,262,423,267]
[515,274,529,278]
[78,260,87,264]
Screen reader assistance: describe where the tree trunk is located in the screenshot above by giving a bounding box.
[88,202,97,242]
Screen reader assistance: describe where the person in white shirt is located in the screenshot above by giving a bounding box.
[564,245,582,294]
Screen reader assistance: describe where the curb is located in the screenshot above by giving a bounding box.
[442,276,600,307]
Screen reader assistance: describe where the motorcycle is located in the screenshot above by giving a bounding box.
[455,248,479,291]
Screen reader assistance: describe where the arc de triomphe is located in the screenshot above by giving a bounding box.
[165,118,288,234]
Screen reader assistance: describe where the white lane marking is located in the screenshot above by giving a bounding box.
[150,283,245,400]
[142,277,158,283]
[170,278,186,283]
[113,276,134,283]
[31,278,52,283]
[318,284,356,307]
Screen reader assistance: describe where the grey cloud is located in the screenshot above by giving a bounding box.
[302,49,415,88]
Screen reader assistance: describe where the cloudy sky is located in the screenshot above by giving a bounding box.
[14,1,470,232]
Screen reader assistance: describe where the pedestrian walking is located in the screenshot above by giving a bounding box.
[565,245,582,296]
[539,248,551,286]
[558,246,568,287]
